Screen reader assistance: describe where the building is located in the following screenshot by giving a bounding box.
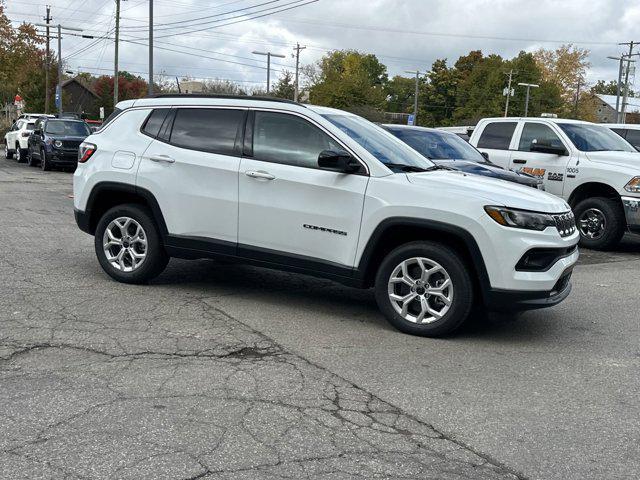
[61,77,99,117]
[180,81,204,94]
[594,94,640,124]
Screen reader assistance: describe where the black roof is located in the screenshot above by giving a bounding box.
[146,93,303,106]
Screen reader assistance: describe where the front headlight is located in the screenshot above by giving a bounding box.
[484,206,556,231]
[625,177,640,193]
[53,140,62,148]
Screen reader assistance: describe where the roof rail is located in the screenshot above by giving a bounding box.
[144,93,303,106]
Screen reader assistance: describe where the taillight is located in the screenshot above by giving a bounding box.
[78,142,96,163]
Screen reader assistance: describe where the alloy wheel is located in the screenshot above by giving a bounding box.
[15,147,21,162]
[578,208,606,240]
[387,257,453,324]
[102,217,147,272]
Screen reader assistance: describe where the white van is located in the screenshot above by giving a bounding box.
[469,118,640,250]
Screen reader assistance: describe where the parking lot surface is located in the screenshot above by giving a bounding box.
[1,156,639,479]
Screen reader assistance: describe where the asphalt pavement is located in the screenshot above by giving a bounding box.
[1,155,638,479]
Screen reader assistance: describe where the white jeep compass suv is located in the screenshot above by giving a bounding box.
[73,95,579,337]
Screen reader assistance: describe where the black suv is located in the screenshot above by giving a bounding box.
[27,118,91,170]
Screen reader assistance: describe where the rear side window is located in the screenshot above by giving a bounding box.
[170,108,244,155]
[625,129,640,150]
[611,128,627,138]
[477,122,517,150]
[141,109,169,138]
[518,122,564,151]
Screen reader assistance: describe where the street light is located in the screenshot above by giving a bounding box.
[252,51,286,93]
[518,82,539,117]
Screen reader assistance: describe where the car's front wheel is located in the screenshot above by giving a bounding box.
[574,197,625,250]
[374,241,473,337]
[94,204,169,284]
[40,149,51,171]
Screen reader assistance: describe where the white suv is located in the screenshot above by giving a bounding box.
[73,95,579,337]
[4,118,37,162]
[469,117,640,250]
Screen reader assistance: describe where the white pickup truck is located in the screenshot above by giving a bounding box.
[469,117,640,250]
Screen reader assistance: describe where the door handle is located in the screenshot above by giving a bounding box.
[149,154,175,163]
[512,159,527,164]
[245,170,275,180]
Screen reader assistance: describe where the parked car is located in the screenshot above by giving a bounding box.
[469,117,640,250]
[382,124,544,190]
[4,118,37,162]
[605,123,640,151]
[73,95,578,337]
[17,113,55,122]
[436,125,475,141]
[27,118,91,171]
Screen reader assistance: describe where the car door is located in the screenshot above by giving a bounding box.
[510,121,571,196]
[136,107,246,250]
[473,121,518,169]
[238,110,369,272]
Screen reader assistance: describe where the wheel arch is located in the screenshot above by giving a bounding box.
[83,182,168,236]
[356,217,491,303]
[568,182,621,208]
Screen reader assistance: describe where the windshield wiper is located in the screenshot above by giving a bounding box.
[384,163,431,172]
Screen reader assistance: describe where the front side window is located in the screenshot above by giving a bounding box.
[518,123,565,151]
[44,120,90,136]
[558,123,636,152]
[170,108,244,155]
[387,127,486,162]
[322,113,434,171]
[477,122,517,150]
[252,111,341,168]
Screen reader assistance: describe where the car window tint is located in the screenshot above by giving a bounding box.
[252,111,340,168]
[170,108,244,155]
[142,109,169,138]
[477,122,517,150]
[518,123,564,151]
[624,129,640,150]
[611,128,627,138]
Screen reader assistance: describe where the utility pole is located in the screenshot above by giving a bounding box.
[503,69,516,117]
[44,5,52,114]
[404,70,421,125]
[574,77,582,118]
[619,41,637,123]
[114,0,121,105]
[608,55,625,122]
[518,82,539,117]
[148,0,154,95]
[293,43,306,102]
[252,51,285,93]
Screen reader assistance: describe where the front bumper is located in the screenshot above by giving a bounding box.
[485,267,573,312]
[47,149,78,165]
[622,196,640,234]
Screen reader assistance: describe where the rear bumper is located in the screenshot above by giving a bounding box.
[622,196,640,234]
[485,268,573,312]
[74,208,92,234]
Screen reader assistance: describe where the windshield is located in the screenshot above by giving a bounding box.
[321,114,435,171]
[558,123,636,152]
[386,127,486,162]
[44,120,90,136]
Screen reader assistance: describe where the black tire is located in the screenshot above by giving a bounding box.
[16,144,26,163]
[94,204,169,284]
[40,149,51,171]
[574,197,625,250]
[5,143,13,159]
[26,148,36,167]
[374,241,474,337]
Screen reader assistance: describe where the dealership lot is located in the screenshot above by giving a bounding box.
[1,157,639,479]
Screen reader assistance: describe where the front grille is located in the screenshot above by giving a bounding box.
[553,212,576,237]
[62,140,81,150]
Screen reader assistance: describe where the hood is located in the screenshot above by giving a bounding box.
[434,160,539,186]
[407,170,569,213]
[585,151,640,171]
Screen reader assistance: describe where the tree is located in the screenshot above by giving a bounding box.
[93,72,148,116]
[201,78,246,95]
[271,70,295,100]
[590,79,635,97]
[385,75,416,114]
[307,50,387,112]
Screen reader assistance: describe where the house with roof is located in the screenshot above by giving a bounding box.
[593,93,640,124]
[61,77,100,118]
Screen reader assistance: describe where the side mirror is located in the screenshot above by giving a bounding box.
[530,140,567,156]
[481,151,489,161]
[318,150,361,173]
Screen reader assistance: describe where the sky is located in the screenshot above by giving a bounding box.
[6,0,640,92]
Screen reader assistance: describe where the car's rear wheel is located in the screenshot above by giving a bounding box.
[26,148,36,167]
[574,197,625,250]
[5,143,13,159]
[15,144,25,163]
[374,241,473,337]
[94,204,169,284]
